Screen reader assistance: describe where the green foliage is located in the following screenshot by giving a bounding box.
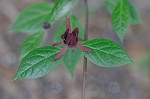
[11,0,83,79]
[105,0,142,42]
[11,0,75,34]
[20,32,44,59]
[54,15,84,76]
[13,46,61,80]
[105,0,142,24]
[62,48,82,76]
[80,38,133,67]
[11,2,54,34]
[126,0,142,24]
[13,38,133,80]
[104,0,119,14]
[112,0,130,42]
[11,0,134,80]
[49,0,73,24]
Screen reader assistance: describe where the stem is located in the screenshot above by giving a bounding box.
[84,0,89,41]
[81,0,89,99]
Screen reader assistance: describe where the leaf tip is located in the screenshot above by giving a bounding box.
[12,75,18,81]
[120,38,124,43]
[68,71,74,78]
[128,58,134,64]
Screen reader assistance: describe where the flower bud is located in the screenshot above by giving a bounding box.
[43,22,51,29]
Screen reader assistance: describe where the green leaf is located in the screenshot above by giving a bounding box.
[126,0,142,24]
[20,32,44,59]
[49,0,73,24]
[54,15,84,76]
[11,2,54,34]
[112,0,130,42]
[104,0,119,14]
[62,48,82,76]
[105,0,142,24]
[13,46,61,80]
[80,38,133,67]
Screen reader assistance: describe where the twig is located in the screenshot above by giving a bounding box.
[81,0,89,99]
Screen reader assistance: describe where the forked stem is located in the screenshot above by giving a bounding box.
[81,0,89,99]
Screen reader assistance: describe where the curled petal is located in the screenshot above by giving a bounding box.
[61,34,65,39]
[72,27,79,36]
[54,46,68,60]
[66,17,71,32]
[76,44,92,52]
[52,41,64,46]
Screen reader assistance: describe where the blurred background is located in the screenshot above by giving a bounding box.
[0,0,150,99]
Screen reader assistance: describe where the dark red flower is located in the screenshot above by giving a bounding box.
[53,17,92,60]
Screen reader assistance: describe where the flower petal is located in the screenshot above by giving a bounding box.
[66,17,71,31]
[52,41,64,46]
[72,27,79,36]
[76,44,92,52]
[54,46,68,60]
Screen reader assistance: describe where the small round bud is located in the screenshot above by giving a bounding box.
[43,22,51,29]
